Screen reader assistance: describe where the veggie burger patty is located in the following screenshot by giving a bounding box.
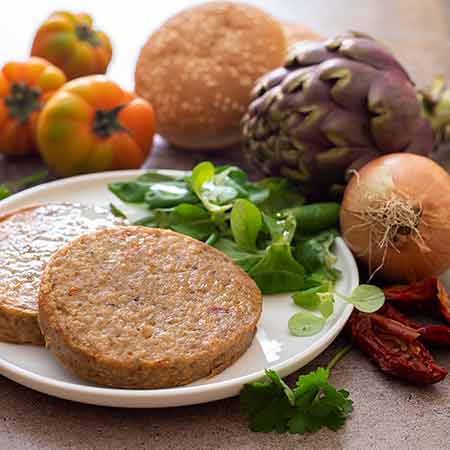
[39,226,262,389]
[0,203,124,345]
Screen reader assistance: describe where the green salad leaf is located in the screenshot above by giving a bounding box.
[295,229,341,285]
[249,243,305,295]
[213,238,264,272]
[292,284,329,310]
[108,161,341,297]
[230,199,262,251]
[144,181,198,208]
[169,204,216,240]
[288,312,325,337]
[338,284,385,313]
[109,181,150,203]
[317,293,334,318]
[256,178,305,214]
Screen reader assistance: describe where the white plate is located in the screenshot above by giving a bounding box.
[0,170,358,408]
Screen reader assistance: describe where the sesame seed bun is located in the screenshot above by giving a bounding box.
[282,22,322,46]
[135,2,286,151]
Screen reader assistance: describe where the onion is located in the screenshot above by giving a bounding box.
[340,153,450,283]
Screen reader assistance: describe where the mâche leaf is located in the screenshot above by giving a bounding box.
[230,199,262,251]
[288,312,325,336]
[249,243,305,295]
[169,204,216,241]
[191,161,215,195]
[338,284,385,313]
[213,238,263,272]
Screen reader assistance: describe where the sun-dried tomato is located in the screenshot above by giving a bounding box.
[437,280,450,323]
[383,278,437,302]
[379,304,420,329]
[346,310,448,384]
[380,303,450,348]
[417,325,450,348]
[383,278,450,324]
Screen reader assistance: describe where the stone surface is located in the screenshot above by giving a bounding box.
[1,1,450,449]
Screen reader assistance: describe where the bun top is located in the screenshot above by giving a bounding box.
[282,22,322,46]
[135,2,286,149]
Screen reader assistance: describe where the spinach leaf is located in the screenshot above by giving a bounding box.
[295,230,340,284]
[230,199,262,251]
[249,243,305,295]
[214,238,264,272]
[256,178,305,214]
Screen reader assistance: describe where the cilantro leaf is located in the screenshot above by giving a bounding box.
[240,349,353,435]
[240,371,296,432]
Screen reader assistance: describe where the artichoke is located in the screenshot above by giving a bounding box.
[242,32,434,198]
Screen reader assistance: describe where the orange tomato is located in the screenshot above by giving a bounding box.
[37,75,155,176]
[31,11,112,80]
[0,57,66,156]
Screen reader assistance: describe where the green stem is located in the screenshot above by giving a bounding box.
[6,170,48,190]
[326,345,352,372]
[1,170,49,200]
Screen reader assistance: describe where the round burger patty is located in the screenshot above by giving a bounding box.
[0,203,124,345]
[39,227,262,389]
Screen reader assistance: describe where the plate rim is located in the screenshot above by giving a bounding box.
[0,169,358,407]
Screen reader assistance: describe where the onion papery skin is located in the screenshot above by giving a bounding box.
[340,153,450,283]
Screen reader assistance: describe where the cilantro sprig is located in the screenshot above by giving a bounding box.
[240,346,353,434]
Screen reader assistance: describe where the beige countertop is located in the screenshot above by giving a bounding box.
[0,1,449,449]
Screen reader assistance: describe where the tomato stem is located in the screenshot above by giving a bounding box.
[5,82,42,124]
[92,104,127,138]
[75,24,100,47]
